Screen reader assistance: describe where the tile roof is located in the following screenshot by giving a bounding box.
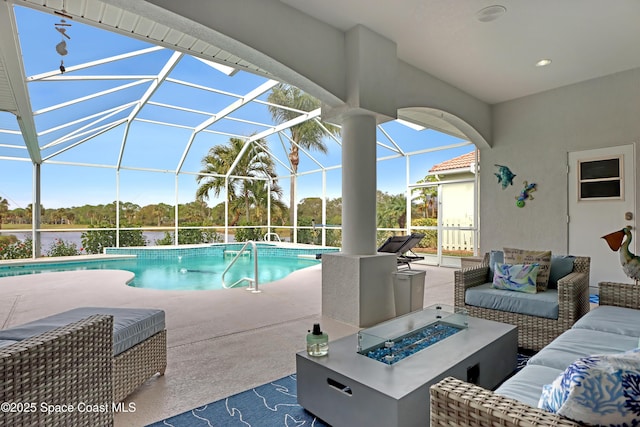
[429,151,477,173]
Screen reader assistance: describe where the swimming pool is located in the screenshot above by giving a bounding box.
[0,244,338,291]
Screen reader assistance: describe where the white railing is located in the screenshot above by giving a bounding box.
[263,232,281,242]
[441,220,474,252]
[221,240,261,293]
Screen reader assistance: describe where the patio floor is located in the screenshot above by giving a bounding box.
[0,262,456,426]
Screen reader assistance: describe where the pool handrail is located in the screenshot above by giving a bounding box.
[263,232,281,242]
[221,240,261,293]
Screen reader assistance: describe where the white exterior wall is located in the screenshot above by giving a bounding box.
[480,68,640,254]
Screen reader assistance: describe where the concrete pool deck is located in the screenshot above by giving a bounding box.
[0,261,456,426]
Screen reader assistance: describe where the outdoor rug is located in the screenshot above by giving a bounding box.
[147,374,328,427]
[149,353,534,427]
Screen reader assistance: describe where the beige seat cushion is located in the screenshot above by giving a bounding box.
[503,247,552,291]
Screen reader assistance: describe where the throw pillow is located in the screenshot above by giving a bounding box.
[548,255,576,289]
[503,247,552,292]
[488,250,504,279]
[492,262,539,294]
[538,348,640,426]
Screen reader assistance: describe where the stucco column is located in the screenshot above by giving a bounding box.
[341,113,377,255]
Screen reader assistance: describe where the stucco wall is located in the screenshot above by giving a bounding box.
[480,68,640,254]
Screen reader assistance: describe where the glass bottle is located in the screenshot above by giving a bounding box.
[306,323,329,356]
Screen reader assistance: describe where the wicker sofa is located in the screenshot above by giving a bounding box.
[431,281,640,426]
[454,253,591,351]
[1,315,114,426]
[0,307,167,426]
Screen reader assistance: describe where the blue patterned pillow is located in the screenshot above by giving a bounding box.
[491,262,539,293]
[538,348,640,426]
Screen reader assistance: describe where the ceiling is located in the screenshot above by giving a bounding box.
[1,1,476,179]
[0,0,638,170]
[281,0,640,104]
[1,0,637,114]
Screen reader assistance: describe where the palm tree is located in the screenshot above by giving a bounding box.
[0,197,8,229]
[377,193,407,230]
[267,84,340,225]
[249,179,286,224]
[196,137,280,225]
[414,175,439,218]
[120,202,141,223]
[25,203,44,225]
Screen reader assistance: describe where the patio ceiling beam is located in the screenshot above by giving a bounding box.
[404,141,472,157]
[134,118,195,131]
[176,79,278,174]
[279,131,325,169]
[43,119,127,162]
[226,108,321,178]
[43,119,127,153]
[376,141,399,153]
[253,139,293,174]
[254,99,308,115]
[38,75,158,81]
[277,133,292,169]
[38,102,137,136]
[0,2,40,163]
[27,46,165,82]
[0,156,31,162]
[117,51,184,170]
[165,78,244,99]
[0,143,26,149]
[377,125,404,155]
[223,116,273,129]
[41,103,135,149]
[147,101,213,116]
[194,80,278,133]
[33,79,152,115]
[315,118,342,146]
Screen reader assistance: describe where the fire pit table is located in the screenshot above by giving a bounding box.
[296,304,517,427]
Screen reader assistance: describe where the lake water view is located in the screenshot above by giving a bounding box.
[6,231,184,251]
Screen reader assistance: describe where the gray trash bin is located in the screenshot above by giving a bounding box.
[392,270,426,316]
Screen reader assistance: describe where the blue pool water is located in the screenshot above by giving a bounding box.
[0,245,333,290]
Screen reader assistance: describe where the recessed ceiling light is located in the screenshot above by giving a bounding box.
[476,5,507,23]
[535,59,552,67]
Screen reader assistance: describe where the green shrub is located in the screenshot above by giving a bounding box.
[46,239,81,257]
[0,237,33,259]
[411,218,437,248]
[155,228,222,245]
[325,229,341,247]
[296,217,321,245]
[234,226,265,242]
[155,232,174,245]
[81,225,147,254]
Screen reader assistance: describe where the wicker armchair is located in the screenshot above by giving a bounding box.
[432,281,640,427]
[0,315,114,427]
[454,254,590,351]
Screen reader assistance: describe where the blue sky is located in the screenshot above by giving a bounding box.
[0,5,474,210]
